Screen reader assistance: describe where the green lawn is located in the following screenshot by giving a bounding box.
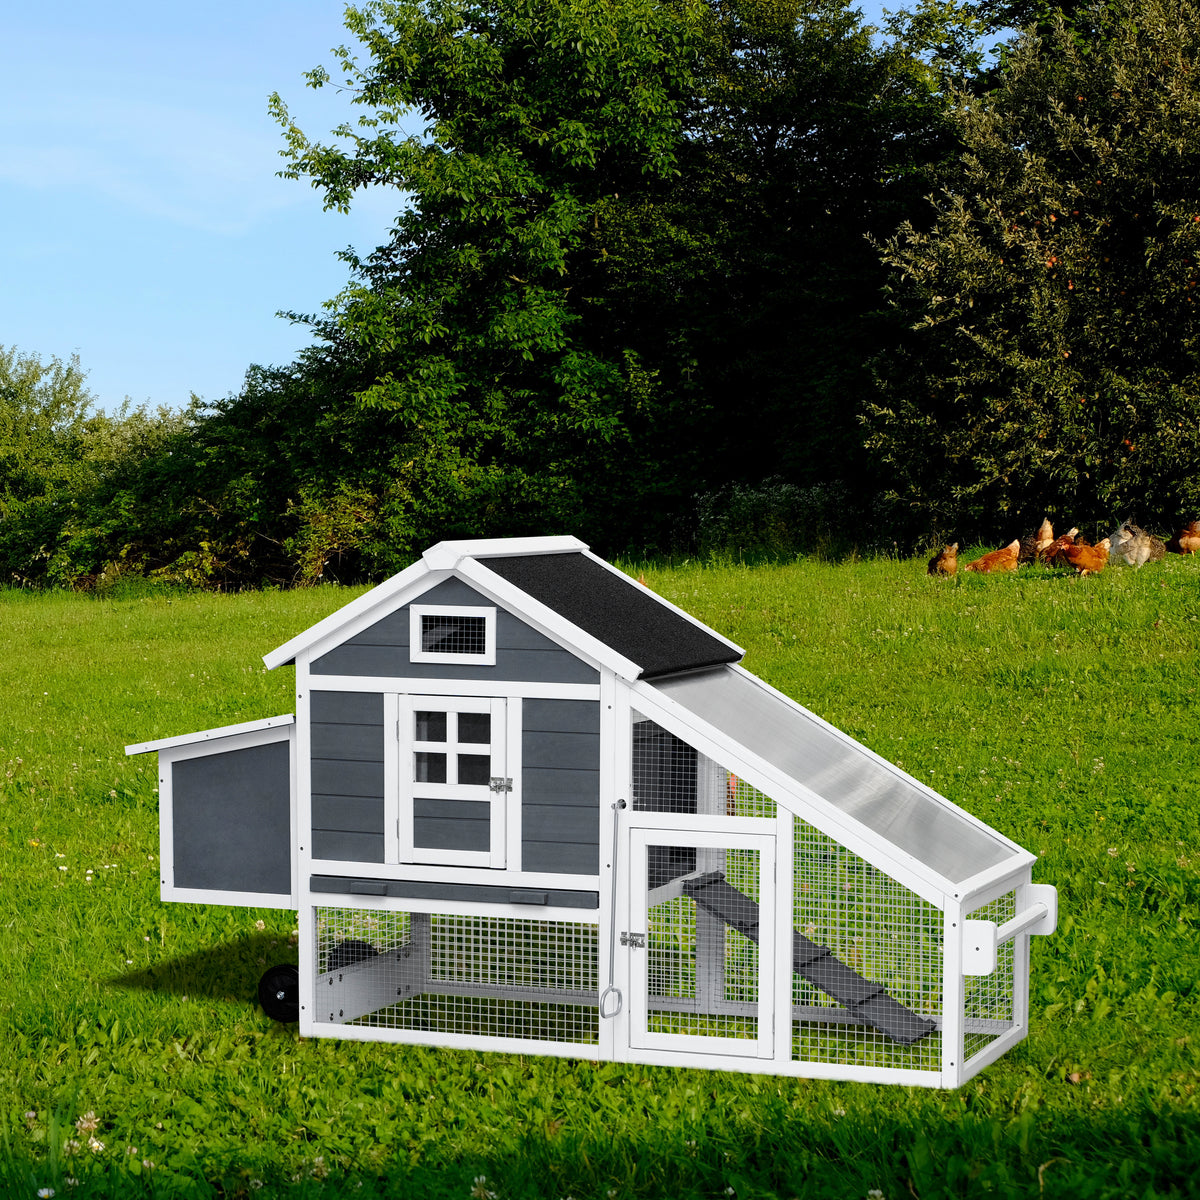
[2,558,1199,1199]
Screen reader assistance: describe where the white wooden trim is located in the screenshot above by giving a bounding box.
[305,862,598,891]
[409,604,497,665]
[305,676,600,701]
[627,827,776,1061]
[940,897,966,1087]
[505,698,524,870]
[164,886,296,909]
[126,714,294,757]
[263,560,429,670]
[772,810,795,1070]
[421,535,587,571]
[383,693,400,864]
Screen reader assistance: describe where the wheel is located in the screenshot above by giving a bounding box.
[258,963,300,1023]
[328,939,378,972]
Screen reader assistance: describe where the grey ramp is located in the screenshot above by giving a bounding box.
[681,872,936,1045]
[171,741,291,896]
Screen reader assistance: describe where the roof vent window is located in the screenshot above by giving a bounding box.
[410,605,497,665]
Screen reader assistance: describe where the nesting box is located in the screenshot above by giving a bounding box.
[126,536,1056,1087]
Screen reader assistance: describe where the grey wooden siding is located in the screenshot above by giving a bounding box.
[310,691,385,862]
[521,699,600,874]
[413,797,490,852]
[310,875,599,909]
[172,740,291,894]
[311,578,598,684]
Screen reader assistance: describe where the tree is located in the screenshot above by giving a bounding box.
[866,0,1200,538]
[269,0,961,553]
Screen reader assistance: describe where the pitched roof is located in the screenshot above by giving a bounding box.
[477,552,743,679]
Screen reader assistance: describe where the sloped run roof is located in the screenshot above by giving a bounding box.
[478,552,741,679]
[643,665,1023,885]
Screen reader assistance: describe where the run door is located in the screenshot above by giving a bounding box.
[398,696,508,868]
[627,827,775,1058]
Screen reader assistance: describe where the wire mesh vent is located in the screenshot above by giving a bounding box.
[793,816,943,1070]
[964,890,1017,1061]
[314,907,599,1045]
[421,614,487,656]
[631,714,775,819]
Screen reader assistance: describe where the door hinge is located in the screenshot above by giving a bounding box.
[489,777,513,793]
[620,931,646,948]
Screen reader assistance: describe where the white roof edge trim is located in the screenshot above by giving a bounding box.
[422,535,588,571]
[578,549,745,659]
[457,558,642,681]
[725,664,1026,855]
[628,679,949,902]
[126,714,295,757]
[262,557,430,670]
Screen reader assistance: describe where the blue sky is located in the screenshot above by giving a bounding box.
[3,1,890,414]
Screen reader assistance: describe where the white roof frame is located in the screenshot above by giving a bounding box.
[126,714,295,757]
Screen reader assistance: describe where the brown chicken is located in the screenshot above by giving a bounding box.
[963,539,1021,573]
[1041,527,1081,565]
[927,543,958,576]
[1167,520,1200,555]
[1018,518,1054,564]
[1061,537,1110,576]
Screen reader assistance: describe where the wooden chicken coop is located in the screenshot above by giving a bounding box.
[126,536,1057,1087]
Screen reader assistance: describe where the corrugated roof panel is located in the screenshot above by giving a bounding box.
[650,668,1019,884]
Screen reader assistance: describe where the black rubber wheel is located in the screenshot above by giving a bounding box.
[328,939,378,972]
[258,963,300,1023]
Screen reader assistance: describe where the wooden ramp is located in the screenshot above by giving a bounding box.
[682,872,936,1045]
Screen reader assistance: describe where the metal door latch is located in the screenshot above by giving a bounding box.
[620,931,646,948]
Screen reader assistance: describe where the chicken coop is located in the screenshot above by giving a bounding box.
[126,535,1057,1087]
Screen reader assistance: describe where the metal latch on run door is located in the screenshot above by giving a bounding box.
[620,932,646,948]
[489,777,513,793]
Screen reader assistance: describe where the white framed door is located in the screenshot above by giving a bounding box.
[397,696,508,868]
[627,827,775,1059]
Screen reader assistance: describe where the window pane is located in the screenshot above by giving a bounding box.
[415,711,447,742]
[458,712,491,744]
[458,754,491,786]
[421,614,487,655]
[415,752,447,783]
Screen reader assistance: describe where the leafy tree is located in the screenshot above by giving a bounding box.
[866,0,1200,538]
[269,0,959,553]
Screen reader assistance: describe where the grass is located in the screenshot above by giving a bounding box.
[2,558,1199,1198]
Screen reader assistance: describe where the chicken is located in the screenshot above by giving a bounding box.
[1166,520,1200,555]
[1040,527,1081,565]
[1061,537,1111,576]
[1108,522,1163,568]
[963,539,1021,573]
[1018,518,1054,564]
[927,543,958,576]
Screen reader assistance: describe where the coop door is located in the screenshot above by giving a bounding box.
[398,697,508,868]
[627,828,775,1058]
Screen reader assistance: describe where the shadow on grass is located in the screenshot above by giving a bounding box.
[105,934,296,1002]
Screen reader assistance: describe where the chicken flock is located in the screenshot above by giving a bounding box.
[927,519,1200,578]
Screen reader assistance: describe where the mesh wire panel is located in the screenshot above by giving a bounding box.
[421,614,487,656]
[645,846,762,1040]
[964,891,1017,1061]
[793,816,944,1071]
[631,714,776,819]
[314,907,599,1045]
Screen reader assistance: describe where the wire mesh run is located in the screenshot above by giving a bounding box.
[645,845,762,1040]
[314,907,599,1045]
[793,816,943,1071]
[964,890,1017,1061]
[631,714,775,820]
